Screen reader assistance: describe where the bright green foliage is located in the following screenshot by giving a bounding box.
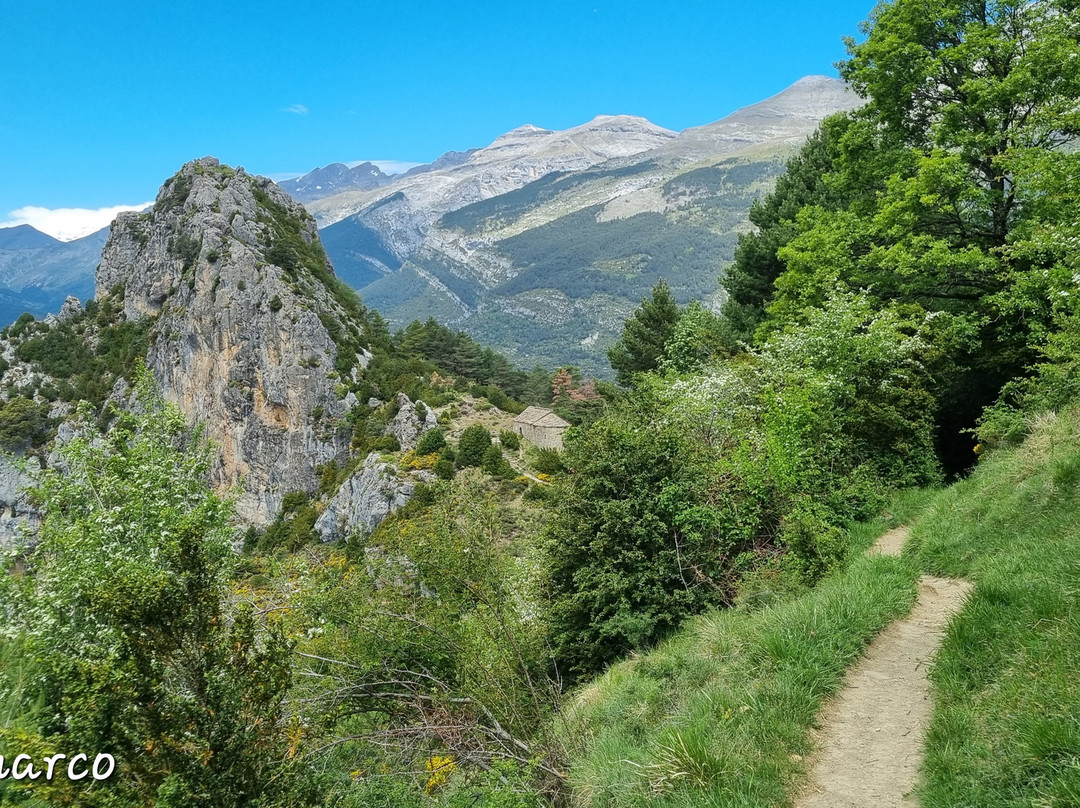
[498,428,520,451]
[719,115,889,343]
[607,280,680,386]
[0,396,50,452]
[842,0,1080,239]
[434,456,456,480]
[481,444,514,479]
[416,426,447,455]
[547,290,941,679]
[911,407,1080,806]
[456,424,492,468]
[0,369,301,807]
[544,404,732,680]
[657,302,729,374]
[723,0,1080,469]
[528,447,564,476]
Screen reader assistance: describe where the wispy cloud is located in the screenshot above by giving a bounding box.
[0,203,152,242]
[284,104,309,115]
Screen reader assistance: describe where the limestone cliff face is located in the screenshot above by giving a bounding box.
[96,158,366,524]
[314,452,414,542]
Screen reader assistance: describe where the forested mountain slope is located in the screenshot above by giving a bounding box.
[312,77,860,375]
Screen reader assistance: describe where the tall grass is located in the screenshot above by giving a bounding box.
[910,408,1080,806]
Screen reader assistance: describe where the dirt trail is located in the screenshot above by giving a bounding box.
[795,527,972,808]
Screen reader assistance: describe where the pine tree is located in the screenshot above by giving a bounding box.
[607,279,680,386]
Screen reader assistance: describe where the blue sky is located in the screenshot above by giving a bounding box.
[0,0,875,239]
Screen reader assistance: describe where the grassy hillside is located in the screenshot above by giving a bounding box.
[910,409,1080,806]
[555,495,929,807]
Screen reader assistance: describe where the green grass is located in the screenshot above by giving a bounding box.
[909,408,1080,806]
[559,549,920,807]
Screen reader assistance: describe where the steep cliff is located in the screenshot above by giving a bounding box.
[96,157,373,524]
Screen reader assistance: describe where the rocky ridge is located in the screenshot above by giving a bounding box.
[97,157,371,524]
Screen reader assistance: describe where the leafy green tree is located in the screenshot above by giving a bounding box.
[481,444,514,479]
[456,424,492,467]
[753,0,1080,468]
[841,0,1080,248]
[547,291,943,679]
[0,396,51,451]
[658,302,728,374]
[607,279,680,386]
[0,370,303,807]
[544,401,731,680]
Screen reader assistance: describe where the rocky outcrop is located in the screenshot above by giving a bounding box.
[96,157,367,524]
[0,457,37,549]
[386,392,437,451]
[314,452,413,541]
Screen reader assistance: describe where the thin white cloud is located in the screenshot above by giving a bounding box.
[0,203,152,242]
[284,104,309,115]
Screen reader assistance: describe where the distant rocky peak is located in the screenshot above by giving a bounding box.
[276,160,392,203]
[724,75,862,122]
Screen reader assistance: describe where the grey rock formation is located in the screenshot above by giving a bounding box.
[96,157,364,524]
[58,295,83,321]
[386,392,436,451]
[314,452,413,541]
[0,457,37,549]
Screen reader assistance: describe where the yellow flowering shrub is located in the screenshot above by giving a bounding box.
[424,754,455,794]
[401,450,439,470]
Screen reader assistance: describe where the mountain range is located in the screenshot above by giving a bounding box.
[0,75,859,375]
[0,224,107,324]
[307,75,860,374]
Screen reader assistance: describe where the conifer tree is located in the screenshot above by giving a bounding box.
[607,279,680,386]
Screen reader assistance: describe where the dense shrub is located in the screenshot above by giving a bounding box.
[416,427,446,455]
[456,424,491,468]
[481,444,514,479]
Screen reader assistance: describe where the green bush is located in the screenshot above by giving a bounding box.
[481,445,514,479]
[0,396,51,452]
[456,424,491,467]
[498,429,520,450]
[369,434,401,452]
[778,498,848,581]
[434,458,456,480]
[0,369,300,805]
[522,483,550,503]
[416,427,446,456]
[530,447,564,475]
